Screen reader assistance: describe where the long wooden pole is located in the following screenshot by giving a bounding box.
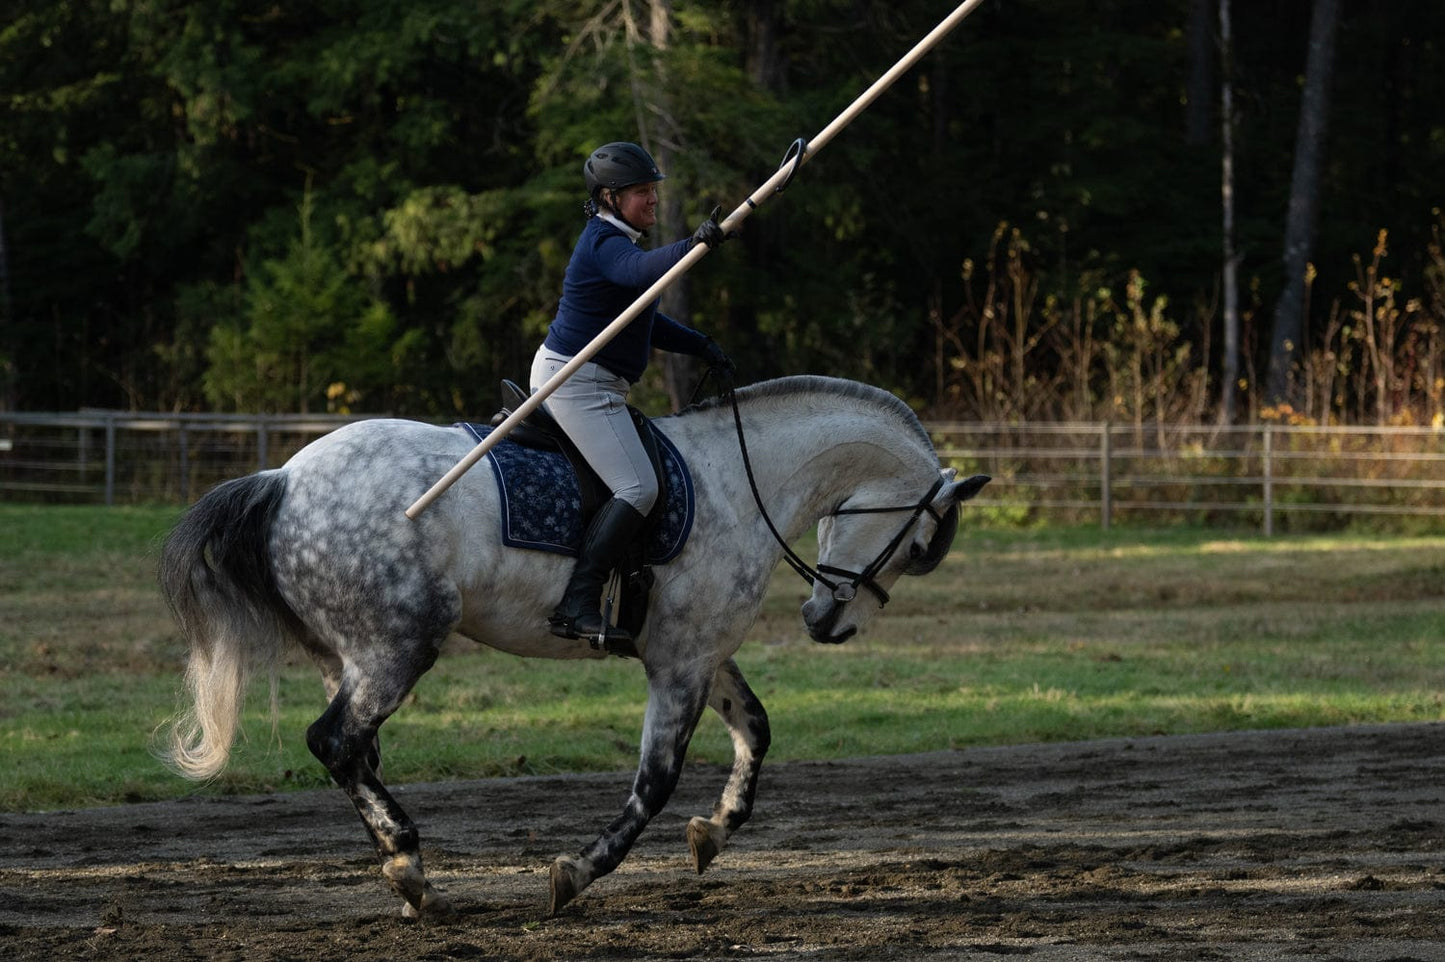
[406,0,989,520]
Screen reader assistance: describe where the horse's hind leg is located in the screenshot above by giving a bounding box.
[306,649,452,920]
[688,658,771,873]
[302,639,385,779]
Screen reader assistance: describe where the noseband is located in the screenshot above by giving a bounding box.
[726,386,947,610]
[813,476,947,607]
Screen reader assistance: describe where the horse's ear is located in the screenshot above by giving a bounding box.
[944,474,990,504]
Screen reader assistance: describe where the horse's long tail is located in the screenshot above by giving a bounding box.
[158,470,299,780]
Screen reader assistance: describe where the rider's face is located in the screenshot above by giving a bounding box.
[612,183,658,231]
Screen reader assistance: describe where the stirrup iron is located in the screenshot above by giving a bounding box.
[591,571,621,651]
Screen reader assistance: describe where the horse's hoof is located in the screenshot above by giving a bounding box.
[383,855,454,922]
[687,817,724,874]
[548,857,585,915]
[398,883,454,921]
[418,886,457,921]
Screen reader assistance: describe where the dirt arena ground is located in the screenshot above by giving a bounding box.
[2,723,1441,961]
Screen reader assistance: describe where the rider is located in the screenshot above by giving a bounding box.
[531,140,734,647]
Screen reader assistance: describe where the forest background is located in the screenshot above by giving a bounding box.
[2,0,1443,428]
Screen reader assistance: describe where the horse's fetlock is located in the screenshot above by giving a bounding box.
[392,824,421,855]
[381,852,421,881]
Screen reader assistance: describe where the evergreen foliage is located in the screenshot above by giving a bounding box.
[2,0,1442,423]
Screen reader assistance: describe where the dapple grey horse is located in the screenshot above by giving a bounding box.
[159,375,989,918]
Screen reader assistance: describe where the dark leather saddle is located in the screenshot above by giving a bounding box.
[491,379,668,655]
[493,379,671,526]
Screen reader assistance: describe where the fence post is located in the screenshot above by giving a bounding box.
[1100,423,1112,531]
[257,416,269,471]
[104,414,116,507]
[1262,425,1274,537]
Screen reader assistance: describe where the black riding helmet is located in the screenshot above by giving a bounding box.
[584,142,666,201]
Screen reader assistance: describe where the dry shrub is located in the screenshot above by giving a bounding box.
[933,217,1445,429]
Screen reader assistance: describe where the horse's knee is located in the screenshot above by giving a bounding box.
[633,714,704,812]
[626,777,654,815]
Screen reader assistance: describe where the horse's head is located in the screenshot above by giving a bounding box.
[801,469,989,644]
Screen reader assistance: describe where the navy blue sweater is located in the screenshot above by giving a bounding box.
[543,216,709,383]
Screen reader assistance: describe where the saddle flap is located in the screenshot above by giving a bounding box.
[478,379,690,565]
[493,380,668,525]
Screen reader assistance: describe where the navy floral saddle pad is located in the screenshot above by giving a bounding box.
[457,422,695,564]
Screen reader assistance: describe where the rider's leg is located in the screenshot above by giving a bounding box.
[531,350,658,644]
[548,497,647,643]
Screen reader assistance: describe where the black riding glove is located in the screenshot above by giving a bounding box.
[702,338,736,382]
[690,206,730,250]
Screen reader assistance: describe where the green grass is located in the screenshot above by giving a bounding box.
[1,504,1442,812]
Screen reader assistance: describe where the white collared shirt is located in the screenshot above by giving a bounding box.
[598,212,642,244]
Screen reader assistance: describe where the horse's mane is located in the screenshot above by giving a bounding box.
[684,375,933,450]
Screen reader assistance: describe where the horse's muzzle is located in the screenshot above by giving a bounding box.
[802,597,856,645]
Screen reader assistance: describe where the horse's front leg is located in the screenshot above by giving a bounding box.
[548,661,712,914]
[687,658,771,873]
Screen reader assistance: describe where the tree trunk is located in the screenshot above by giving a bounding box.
[1265,0,1341,408]
[642,0,700,410]
[656,161,698,409]
[1186,0,1216,147]
[744,0,784,93]
[1218,0,1240,424]
[734,0,791,381]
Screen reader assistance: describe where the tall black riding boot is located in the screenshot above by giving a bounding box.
[549,498,648,646]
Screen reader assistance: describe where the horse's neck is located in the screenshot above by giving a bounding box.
[691,395,911,543]
[761,419,866,515]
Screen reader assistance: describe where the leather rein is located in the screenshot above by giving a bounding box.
[722,384,947,609]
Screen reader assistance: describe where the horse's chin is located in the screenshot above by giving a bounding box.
[807,624,857,645]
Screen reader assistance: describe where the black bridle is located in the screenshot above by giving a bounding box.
[724,384,949,610]
[814,475,948,607]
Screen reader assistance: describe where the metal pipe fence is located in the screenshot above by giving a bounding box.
[2,412,1443,533]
